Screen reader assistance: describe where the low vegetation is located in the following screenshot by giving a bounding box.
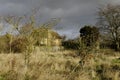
[0,48,119,80]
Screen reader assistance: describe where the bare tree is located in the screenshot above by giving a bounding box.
[3,15,23,53]
[4,15,23,31]
[97,4,120,50]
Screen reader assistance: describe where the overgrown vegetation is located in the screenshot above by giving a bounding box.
[11,37,29,53]
[0,3,120,80]
[62,39,80,50]
[80,25,99,48]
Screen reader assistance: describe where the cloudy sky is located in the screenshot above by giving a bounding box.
[0,0,120,39]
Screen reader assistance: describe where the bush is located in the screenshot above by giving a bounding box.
[62,40,79,50]
[0,34,12,53]
[0,38,8,53]
[11,37,29,53]
[80,25,99,47]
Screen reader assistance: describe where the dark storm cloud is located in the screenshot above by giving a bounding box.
[0,0,119,39]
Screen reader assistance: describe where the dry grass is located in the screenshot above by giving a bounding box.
[0,48,120,80]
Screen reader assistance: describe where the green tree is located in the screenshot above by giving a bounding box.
[79,26,99,69]
[80,25,99,48]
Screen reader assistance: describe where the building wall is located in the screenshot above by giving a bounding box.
[40,30,62,46]
[53,39,62,46]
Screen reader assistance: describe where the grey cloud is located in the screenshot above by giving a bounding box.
[0,0,120,39]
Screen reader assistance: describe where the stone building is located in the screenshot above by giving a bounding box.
[40,29,62,46]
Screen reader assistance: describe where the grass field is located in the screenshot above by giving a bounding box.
[0,47,120,80]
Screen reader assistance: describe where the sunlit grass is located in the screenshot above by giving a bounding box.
[0,48,120,80]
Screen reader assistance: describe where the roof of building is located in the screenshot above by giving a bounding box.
[50,30,62,39]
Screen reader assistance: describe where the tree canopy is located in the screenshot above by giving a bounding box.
[80,25,99,47]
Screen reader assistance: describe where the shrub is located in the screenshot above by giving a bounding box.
[80,25,99,48]
[11,37,29,53]
[0,34,13,53]
[62,40,79,50]
[0,38,8,53]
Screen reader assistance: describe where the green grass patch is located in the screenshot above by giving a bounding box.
[112,58,120,63]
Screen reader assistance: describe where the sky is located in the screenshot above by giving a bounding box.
[0,0,120,39]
